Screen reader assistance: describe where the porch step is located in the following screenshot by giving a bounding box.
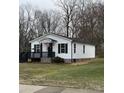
[40,58,52,63]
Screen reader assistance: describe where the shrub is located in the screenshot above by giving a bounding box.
[97,50,104,58]
[52,56,64,63]
[97,53,104,58]
[96,45,104,58]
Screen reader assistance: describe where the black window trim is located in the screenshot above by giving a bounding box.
[34,44,40,53]
[58,43,68,54]
[74,43,76,53]
[83,45,85,54]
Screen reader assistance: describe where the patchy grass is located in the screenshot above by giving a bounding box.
[19,58,104,91]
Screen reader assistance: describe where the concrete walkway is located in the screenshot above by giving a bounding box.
[19,85,47,93]
[20,84,103,93]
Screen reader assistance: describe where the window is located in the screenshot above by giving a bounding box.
[74,43,76,53]
[34,44,40,52]
[83,45,85,53]
[58,43,68,53]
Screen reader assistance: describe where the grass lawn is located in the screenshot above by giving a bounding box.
[19,58,104,91]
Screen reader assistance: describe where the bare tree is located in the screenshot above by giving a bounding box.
[77,1,104,55]
[34,10,62,36]
[19,6,26,53]
[19,4,37,52]
[57,0,78,37]
[24,3,37,40]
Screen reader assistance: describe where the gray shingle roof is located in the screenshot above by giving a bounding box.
[46,33,94,45]
[30,33,94,45]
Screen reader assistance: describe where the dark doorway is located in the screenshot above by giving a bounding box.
[48,43,53,57]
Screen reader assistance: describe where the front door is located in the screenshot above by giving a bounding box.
[48,43,53,57]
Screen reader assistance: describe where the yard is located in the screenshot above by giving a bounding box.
[19,58,104,91]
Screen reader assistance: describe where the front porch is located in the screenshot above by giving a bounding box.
[31,38,57,58]
[29,38,57,62]
[30,52,55,58]
[28,52,55,63]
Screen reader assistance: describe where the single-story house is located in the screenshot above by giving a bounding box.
[29,33,95,63]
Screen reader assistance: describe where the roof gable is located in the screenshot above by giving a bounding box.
[29,33,72,43]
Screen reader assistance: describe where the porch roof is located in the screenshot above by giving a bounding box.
[39,38,57,43]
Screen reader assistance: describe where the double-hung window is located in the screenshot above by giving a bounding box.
[83,45,85,54]
[74,43,76,53]
[34,44,40,52]
[58,43,68,53]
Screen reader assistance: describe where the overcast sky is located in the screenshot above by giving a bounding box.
[19,0,57,10]
[20,0,103,10]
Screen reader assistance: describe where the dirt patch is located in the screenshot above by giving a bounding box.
[71,61,90,66]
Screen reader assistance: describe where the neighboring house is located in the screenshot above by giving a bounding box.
[29,33,95,63]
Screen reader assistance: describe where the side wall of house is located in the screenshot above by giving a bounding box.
[72,43,95,59]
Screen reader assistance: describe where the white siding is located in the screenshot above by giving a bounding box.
[46,35,72,59]
[31,34,72,59]
[72,43,95,59]
[30,34,95,59]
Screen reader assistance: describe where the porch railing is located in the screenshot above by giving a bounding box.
[30,52,55,58]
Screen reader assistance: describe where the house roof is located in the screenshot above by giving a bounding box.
[29,33,94,46]
[29,33,72,43]
[51,33,94,45]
